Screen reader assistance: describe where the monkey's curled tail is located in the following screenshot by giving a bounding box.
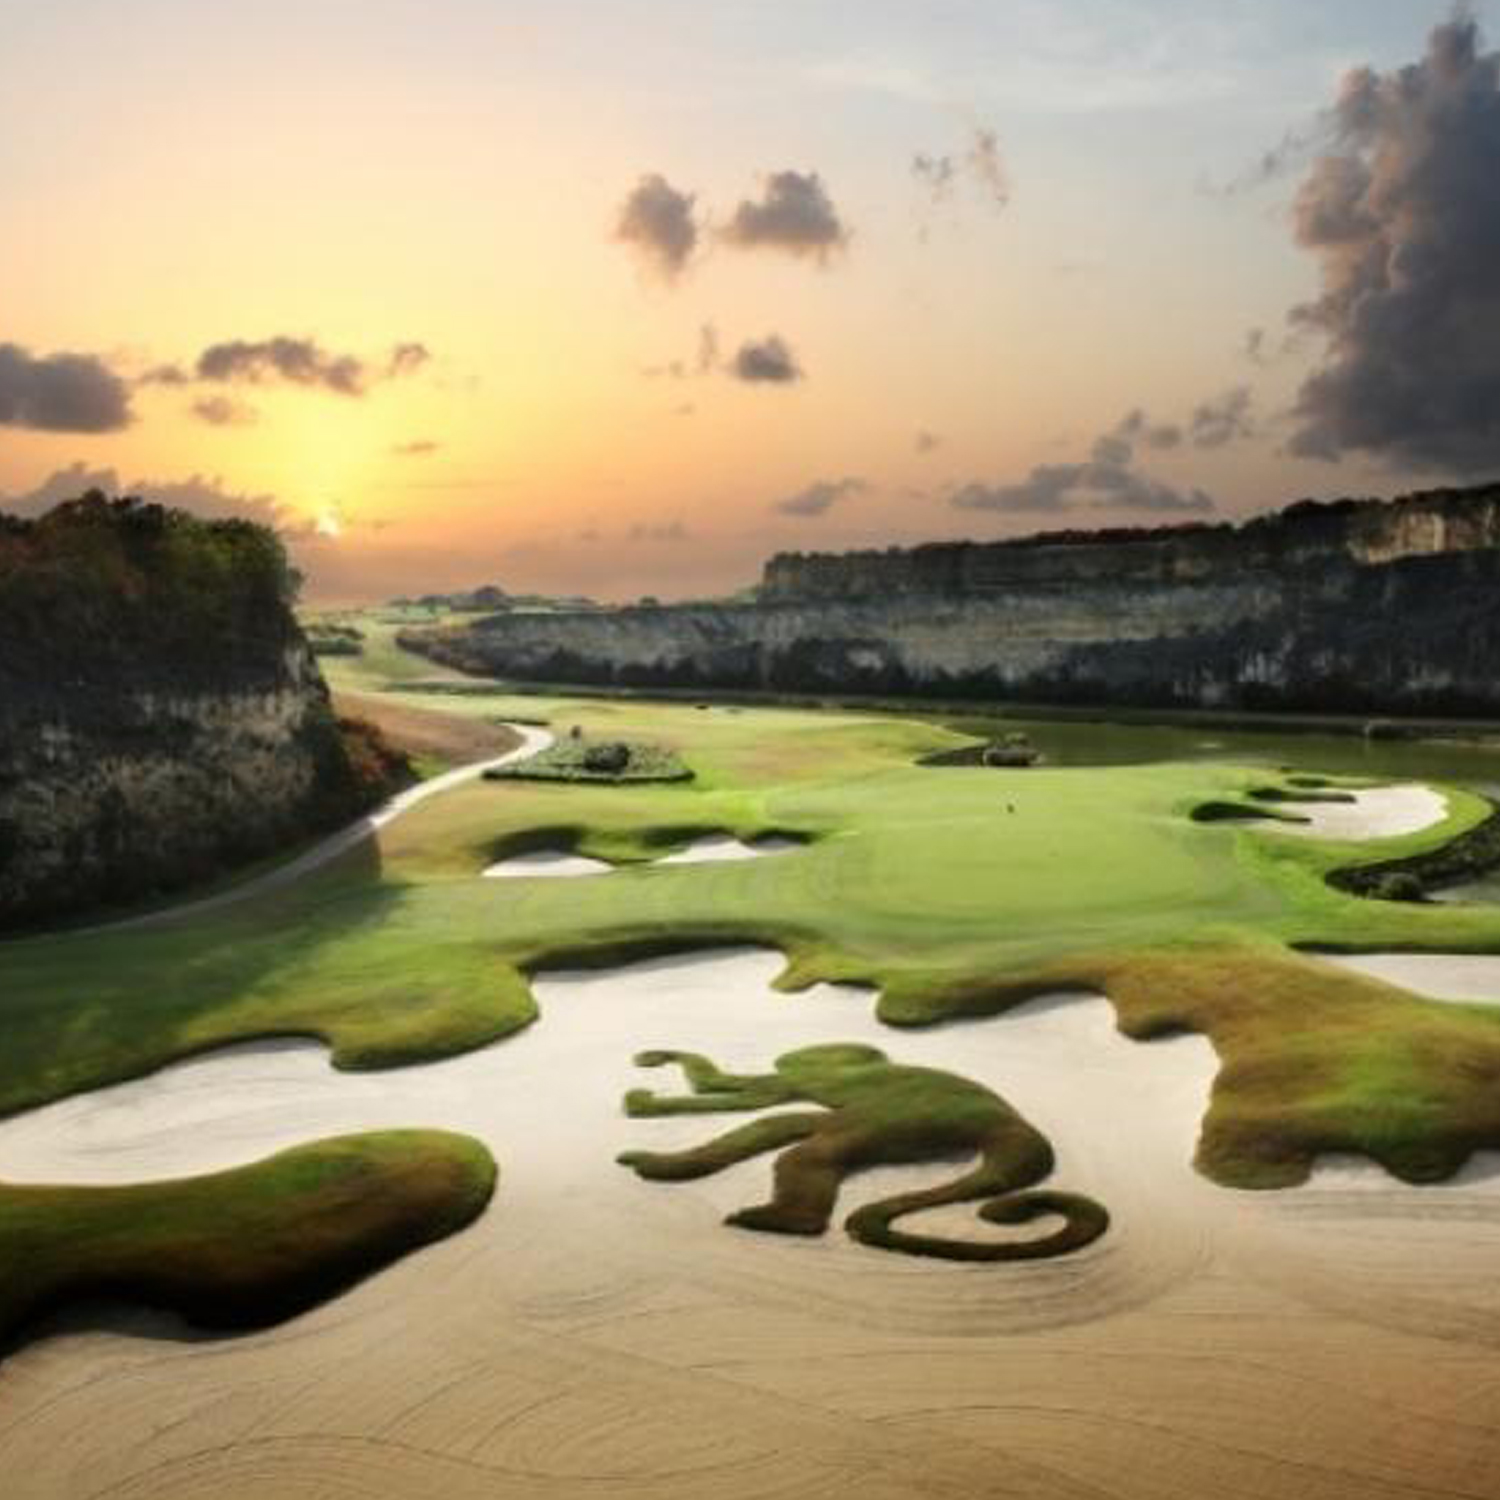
[844,1149,1109,1262]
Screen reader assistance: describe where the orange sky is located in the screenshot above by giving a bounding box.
[0,2,1482,602]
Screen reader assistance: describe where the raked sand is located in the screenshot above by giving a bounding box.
[1271,782,1448,841]
[3,949,1500,1499]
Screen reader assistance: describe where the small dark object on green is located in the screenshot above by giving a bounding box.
[583,742,632,774]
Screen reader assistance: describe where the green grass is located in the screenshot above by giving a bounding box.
[0,1130,495,1350]
[620,1043,1108,1260]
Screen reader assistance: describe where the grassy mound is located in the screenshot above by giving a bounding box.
[485,736,692,784]
[0,1129,496,1352]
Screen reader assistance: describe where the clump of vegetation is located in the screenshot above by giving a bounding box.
[619,1043,1107,1261]
[0,491,302,695]
[1328,799,1500,901]
[0,1130,496,1355]
[337,717,417,803]
[485,736,693,784]
[307,622,365,657]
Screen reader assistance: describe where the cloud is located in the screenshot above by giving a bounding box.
[392,438,441,456]
[615,173,700,280]
[730,335,803,384]
[773,476,867,518]
[721,170,849,260]
[386,342,431,377]
[0,344,133,432]
[143,336,432,398]
[194,337,367,395]
[952,462,1214,517]
[915,429,942,453]
[966,127,1009,208]
[627,519,690,542]
[949,407,1217,518]
[911,124,1010,213]
[190,395,258,427]
[644,322,720,380]
[1284,14,1500,472]
[1188,387,1255,448]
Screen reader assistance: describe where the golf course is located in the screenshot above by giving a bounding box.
[3,621,1500,1498]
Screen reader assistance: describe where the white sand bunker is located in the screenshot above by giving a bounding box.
[1272,782,1446,841]
[482,850,613,878]
[483,834,800,878]
[1322,950,1500,1006]
[654,834,800,865]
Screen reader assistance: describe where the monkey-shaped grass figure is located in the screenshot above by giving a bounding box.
[618,1043,1108,1261]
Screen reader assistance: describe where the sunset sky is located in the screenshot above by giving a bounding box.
[3,1,1498,602]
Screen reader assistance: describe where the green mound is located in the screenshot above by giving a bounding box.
[619,1044,1107,1260]
[485,736,692,784]
[0,1130,496,1352]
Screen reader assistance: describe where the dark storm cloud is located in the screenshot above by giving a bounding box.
[1285,14,1500,472]
[615,173,700,280]
[190,395,258,427]
[773,476,867,518]
[730,335,803,384]
[721,171,849,260]
[0,344,133,432]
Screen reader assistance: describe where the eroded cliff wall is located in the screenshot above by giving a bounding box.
[0,495,392,929]
[406,486,1500,716]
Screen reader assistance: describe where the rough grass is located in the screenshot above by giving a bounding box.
[0,1130,496,1352]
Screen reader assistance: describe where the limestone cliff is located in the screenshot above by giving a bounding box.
[0,494,402,929]
[404,484,1500,716]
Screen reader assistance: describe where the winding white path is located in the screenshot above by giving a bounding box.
[81,722,554,934]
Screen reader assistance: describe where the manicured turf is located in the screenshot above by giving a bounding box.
[620,1044,1108,1259]
[0,1130,496,1351]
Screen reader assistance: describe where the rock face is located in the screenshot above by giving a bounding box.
[0,495,394,929]
[405,484,1500,716]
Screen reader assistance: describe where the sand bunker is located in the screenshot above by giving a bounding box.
[654,835,800,865]
[482,850,614,878]
[1323,949,1500,1005]
[1271,782,1447,841]
[6,950,1500,1500]
[482,834,799,878]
